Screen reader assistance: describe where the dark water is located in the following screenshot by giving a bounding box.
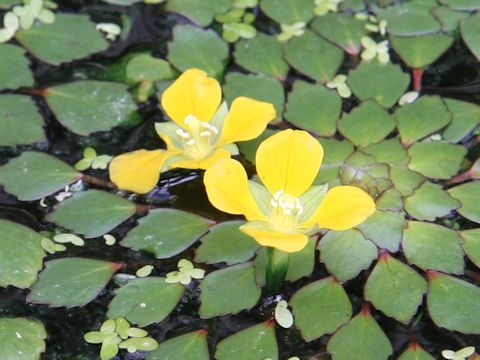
[1,1,480,359]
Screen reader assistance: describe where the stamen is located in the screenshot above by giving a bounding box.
[200,131,211,137]
[176,129,191,139]
[184,115,198,127]
[185,139,196,146]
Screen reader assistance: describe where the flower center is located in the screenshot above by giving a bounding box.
[270,190,304,230]
[176,115,219,159]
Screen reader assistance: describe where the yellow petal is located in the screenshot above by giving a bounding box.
[256,129,323,197]
[204,158,266,221]
[168,148,231,170]
[304,185,376,230]
[240,223,309,253]
[161,68,221,125]
[109,150,172,194]
[217,97,276,145]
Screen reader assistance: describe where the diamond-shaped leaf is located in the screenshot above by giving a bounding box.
[0,44,33,90]
[166,0,232,27]
[0,318,47,360]
[443,98,480,143]
[408,142,465,179]
[461,229,480,268]
[356,210,405,252]
[147,330,209,360]
[260,0,315,24]
[461,12,480,60]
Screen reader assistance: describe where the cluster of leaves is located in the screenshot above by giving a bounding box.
[0,0,480,359]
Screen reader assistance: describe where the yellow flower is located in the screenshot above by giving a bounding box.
[204,129,376,253]
[109,68,276,193]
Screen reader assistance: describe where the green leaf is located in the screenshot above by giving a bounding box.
[215,321,278,360]
[427,272,480,334]
[448,182,480,224]
[0,43,33,90]
[199,263,261,318]
[405,182,460,221]
[319,229,378,282]
[121,209,211,258]
[168,25,228,77]
[397,343,436,360]
[402,221,464,274]
[362,139,409,166]
[327,309,393,360]
[166,0,232,26]
[376,189,404,212]
[443,98,480,143]
[0,152,80,201]
[285,81,341,137]
[365,254,427,323]
[234,33,288,79]
[45,80,138,136]
[377,2,441,36]
[314,139,354,185]
[390,166,425,196]
[338,100,395,147]
[290,277,352,341]
[16,14,109,65]
[194,221,259,265]
[286,237,316,281]
[126,53,174,83]
[440,0,480,10]
[147,331,209,360]
[47,190,136,238]
[311,13,368,55]
[107,277,184,327]
[432,6,470,32]
[284,30,344,83]
[260,0,314,24]
[0,220,45,289]
[0,318,47,360]
[395,96,451,145]
[0,0,20,8]
[28,258,119,307]
[408,142,466,179]
[356,210,405,252]
[223,72,284,120]
[461,12,480,60]
[461,229,480,269]
[348,61,410,108]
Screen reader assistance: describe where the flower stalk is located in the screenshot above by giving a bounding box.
[265,247,290,295]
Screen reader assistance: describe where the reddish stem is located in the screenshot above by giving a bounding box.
[135,204,156,214]
[196,329,208,337]
[360,303,371,317]
[412,68,424,92]
[448,169,475,185]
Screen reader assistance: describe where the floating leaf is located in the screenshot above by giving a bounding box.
[0,220,45,289]
[390,34,454,68]
[223,72,284,120]
[107,277,184,326]
[356,210,405,252]
[338,100,395,147]
[290,277,352,341]
[448,182,480,224]
[461,12,480,60]
[365,254,427,323]
[284,30,343,83]
[319,229,378,282]
[405,182,460,221]
[215,321,278,360]
[0,152,80,201]
[274,300,293,328]
[194,221,259,265]
[348,61,410,108]
[234,33,288,79]
[0,43,33,90]
[314,139,354,185]
[390,167,425,196]
[0,0,20,8]
[260,0,314,24]
[362,139,409,166]
[45,81,138,136]
[126,53,174,83]
[16,14,109,65]
[168,25,229,77]
[121,209,211,258]
[0,95,44,147]
[398,343,436,360]
[311,13,367,54]
[395,96,451,145]
[0,318,47,360]
[286,237,316,282]
[376,189,404,212]
[462,229,480,268]
[47,190,136,238]
[377,2,441,36]
[147,331,209,360]
[428,272,480,334]
[408,142,465,179]
[440,0,480,10]
[28,258,119,307]
[199,263,260,318]
[432,6,470,32]
[284,81,341,137]
[443,98,480,143]
[402,221,464,274]
[327,309,393,360]
[166,0,232,27]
